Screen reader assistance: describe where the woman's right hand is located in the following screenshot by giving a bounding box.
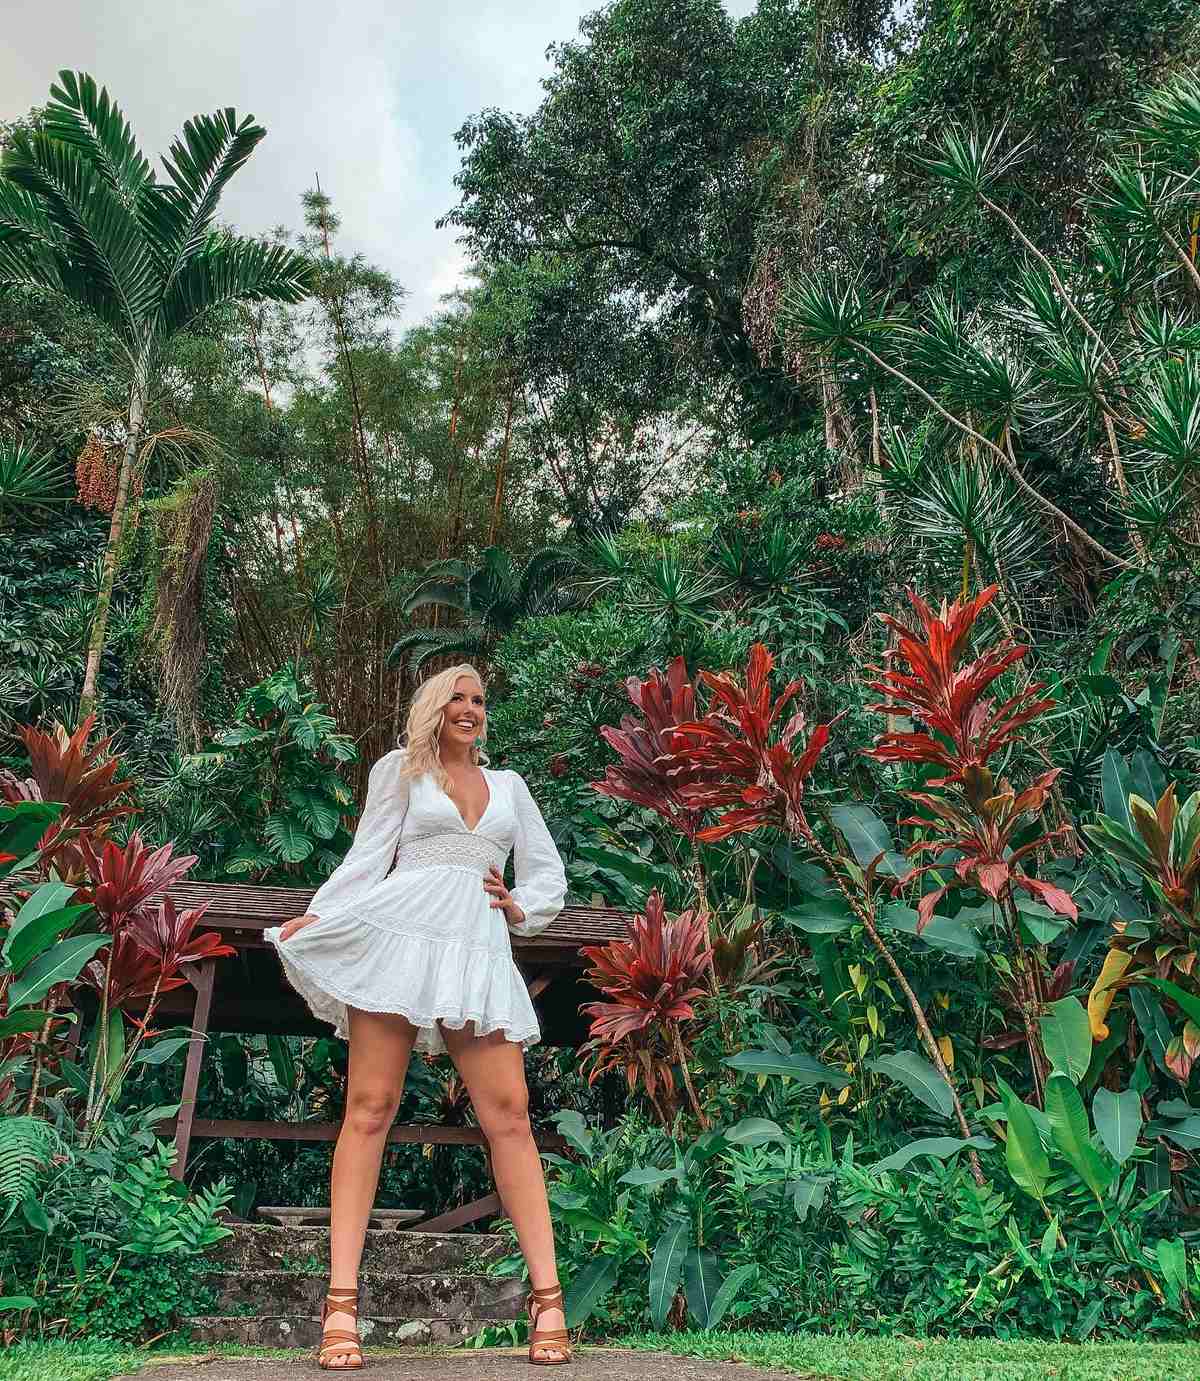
[278,913,319,942]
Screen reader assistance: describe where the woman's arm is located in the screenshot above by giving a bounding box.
[303,749,410,921]
[503,770,567,938]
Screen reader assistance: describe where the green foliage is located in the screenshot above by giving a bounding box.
[139,662,356,882]
[0,1107,231,1341]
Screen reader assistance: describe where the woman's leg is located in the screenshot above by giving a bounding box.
[325,1008,419,1367]
[440,1023,567,1361]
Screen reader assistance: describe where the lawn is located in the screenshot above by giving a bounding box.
[6,1333,1200,1381]
[0,1341,143,1381]
[619,1331,1200,1381]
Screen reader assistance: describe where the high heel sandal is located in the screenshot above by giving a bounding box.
[318,1287,363,1370]
[526,1282,572,1366]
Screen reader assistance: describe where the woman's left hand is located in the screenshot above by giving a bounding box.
[484,866,526,928]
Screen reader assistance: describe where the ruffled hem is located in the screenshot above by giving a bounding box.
[264,927,541,1056]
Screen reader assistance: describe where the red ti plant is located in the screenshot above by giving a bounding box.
[75,833,232,1122]
[864,585,1076,1103]
[668,642,984,1173]
[593,659,715,907]
[0,718,137,881]
[580,890,713,1128]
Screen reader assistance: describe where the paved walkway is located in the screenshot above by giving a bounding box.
[118,1347,824,1380]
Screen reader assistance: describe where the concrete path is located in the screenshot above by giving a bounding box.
[117,1347,826,1380]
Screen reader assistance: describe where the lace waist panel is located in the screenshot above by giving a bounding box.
[390,830,507,877]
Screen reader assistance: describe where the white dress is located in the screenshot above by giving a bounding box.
[264,750,567,1056]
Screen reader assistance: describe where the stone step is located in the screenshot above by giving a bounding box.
[186,1314,517,1348]
[205,1268,526,1318]
[208,1223,506,1274]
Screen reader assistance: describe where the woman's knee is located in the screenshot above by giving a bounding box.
[478,1088,532,1143]
[344,1084,401,1138]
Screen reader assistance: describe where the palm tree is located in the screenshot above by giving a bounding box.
[0,71,314,712]
[388,546,588,673]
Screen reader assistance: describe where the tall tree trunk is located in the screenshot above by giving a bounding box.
[80,383,145,716]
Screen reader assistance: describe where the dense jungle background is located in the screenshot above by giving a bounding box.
[3,0,1200,1350]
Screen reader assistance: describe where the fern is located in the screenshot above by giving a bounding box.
[0,1115,66,1224]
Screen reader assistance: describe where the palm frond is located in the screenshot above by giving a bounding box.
[149,108,267,292]
[159,234,314,334]
[3,131,158,341]
[43,70,153,205]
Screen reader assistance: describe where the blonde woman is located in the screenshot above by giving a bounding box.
[266,665,571,1370]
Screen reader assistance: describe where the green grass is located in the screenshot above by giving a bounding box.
[0,1340,143,1381]
[617,1330,1200,1380]
[6,1334,1200,1381]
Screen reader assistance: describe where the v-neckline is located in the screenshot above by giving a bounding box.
[441,767,492,834]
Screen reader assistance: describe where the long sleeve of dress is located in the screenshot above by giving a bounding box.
[306,749,410,921]
[506,770,568,938]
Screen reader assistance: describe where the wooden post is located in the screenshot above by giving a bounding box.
[172,958,216,1180]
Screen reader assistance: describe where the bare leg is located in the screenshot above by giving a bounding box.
[440,1022,567,1362]
[325,1008,419,1367]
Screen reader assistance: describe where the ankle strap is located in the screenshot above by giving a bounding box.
[530,1283,562,1298]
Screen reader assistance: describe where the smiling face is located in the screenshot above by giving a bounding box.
[439,674,486,753]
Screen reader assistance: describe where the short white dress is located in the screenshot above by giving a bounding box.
[264,750,567,1055]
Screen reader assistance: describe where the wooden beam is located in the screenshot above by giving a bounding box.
[526,971,554,1000]
[172,959,215,1179]
[158,1117,567,1152]
[412,1192,502,1234]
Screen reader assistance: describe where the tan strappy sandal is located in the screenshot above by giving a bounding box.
[527,1282,572,1365]
[318,1287,363,1370]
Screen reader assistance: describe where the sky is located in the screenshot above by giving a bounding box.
[3,1,758,326]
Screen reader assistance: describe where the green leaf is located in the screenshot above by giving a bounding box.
[791,1174,831,1222]
[995,1077,1049,1200]
[267,1035,297,1091]
[6,881,77,942]
[705,1262,757,1331]
[781,902,855,935]
[1101,749,1133,831]
[1157,1116,1200,1151]
[1130,986,1174,1076]
[21,1196,49,1233]
[7,933,109,1007]
[879,903,982,959]
[551,1110,594,1160]
[0,1296,38,1313]
[682,1246,722,1329]
[868,1051,954,1118]
[288,790,342,841]
[263,814,314,864]
[723,1049,850,1088]
[1092,1087,1142,1165]
[648,1217,688,1329]
[617,1167,680,1188]
[870,1135,994,1173]
[563,1252,619,1328]
[829,803,904,876]
[1143,977,1200,1030]
[1040,997,1092,1082]
[3,903,92,976]
[134,1036,193,1067]
[725,1117,786,1146]
[0,1009,70,1039]
[0,801,62,879]
[1044,1073,1114,1201]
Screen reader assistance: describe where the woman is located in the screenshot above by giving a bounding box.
[265,664,571,1370]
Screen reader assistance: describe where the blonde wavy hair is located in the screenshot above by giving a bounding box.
[399,663,488,791]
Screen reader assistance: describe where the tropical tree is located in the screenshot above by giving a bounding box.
[388,545,589,673]
[0,71,314,712]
